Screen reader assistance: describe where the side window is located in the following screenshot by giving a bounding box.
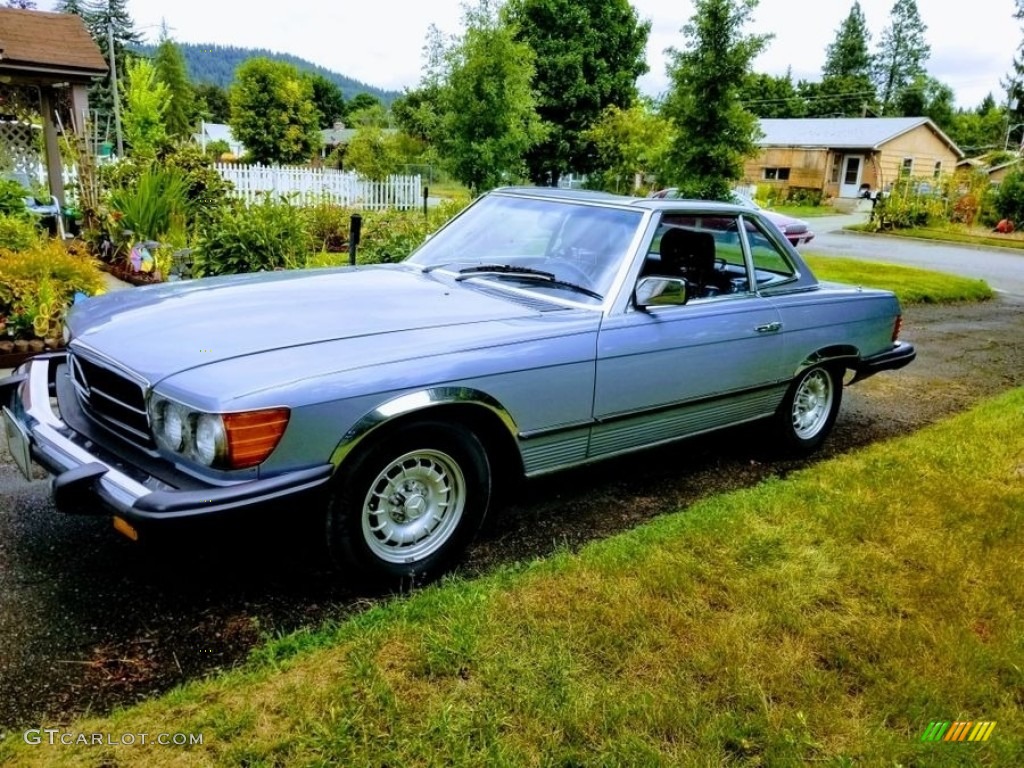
[744,218,797,288]
[641,214,753,299]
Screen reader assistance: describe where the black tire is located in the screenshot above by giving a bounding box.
[325,422,491,588]
[775,365,843,454]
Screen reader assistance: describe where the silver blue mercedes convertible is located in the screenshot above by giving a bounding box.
[1,188,915,585]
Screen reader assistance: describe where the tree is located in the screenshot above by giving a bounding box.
[584,102,673,193]
[391,86,444,143]
[739,71,806,118]
[306,74,346,129]
[432,0,544,192]
[86,0,144,122]
[153,31,194,139]
[824,1,873,80]
[121,57,168,154]
[344,126,403,180]
[229,58,321,164]
[7,1,38,9]
[662,0,770,200]
[504,0,650,186]
[810,0,878,116]
[896,75,954,128]
[54,0,86,13]
[873,0,930,114]
[194,83,231,124]
[347,93,381,116]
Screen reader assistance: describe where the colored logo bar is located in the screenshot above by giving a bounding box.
[921,721,996,742]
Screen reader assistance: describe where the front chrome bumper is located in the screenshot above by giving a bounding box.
[1,355,332,523]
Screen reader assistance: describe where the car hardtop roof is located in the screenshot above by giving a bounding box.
[491,186,747,213]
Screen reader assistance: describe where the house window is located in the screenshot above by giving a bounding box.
[830,155,842,184]
[933,161,942,179]
[901,157,914,176]
[763,167,791,181]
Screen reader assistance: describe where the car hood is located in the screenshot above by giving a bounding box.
[67,266,551,384]
[763,210,810,235]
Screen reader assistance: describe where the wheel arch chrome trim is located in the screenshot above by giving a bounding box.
[795,345,860,377]
[329,387,520,469]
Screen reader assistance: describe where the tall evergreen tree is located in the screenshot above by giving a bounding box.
[86,0,143,126]
[305,74,347,128]
[823,1,873,79]
[662,0,769,200]
[153,29,194,139]
[194,83,231,124]
[738,71,806,118]
[53,0,86,12]
[873,0,930,114]
[503,0,650,186]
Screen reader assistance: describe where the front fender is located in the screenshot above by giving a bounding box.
[328,387,519,468]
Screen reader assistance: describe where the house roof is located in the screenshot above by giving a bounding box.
[0,8,107,77]
[758,117,964,159]
[321,125,398,146]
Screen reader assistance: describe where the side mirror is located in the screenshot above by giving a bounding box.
[635,276,688,310]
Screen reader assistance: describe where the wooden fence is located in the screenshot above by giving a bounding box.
[213,164,422,209]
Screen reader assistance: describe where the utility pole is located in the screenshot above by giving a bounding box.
[108,24,124,157]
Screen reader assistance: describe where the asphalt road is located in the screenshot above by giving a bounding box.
[807,213,1024,298]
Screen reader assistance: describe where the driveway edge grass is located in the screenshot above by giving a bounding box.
[804,254,994,304]
[3,388,1022,766]
[843,224,1024,252]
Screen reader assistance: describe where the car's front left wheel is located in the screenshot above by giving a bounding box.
[325,422,491,588]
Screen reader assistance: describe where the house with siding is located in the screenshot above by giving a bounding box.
[743,118,964,202]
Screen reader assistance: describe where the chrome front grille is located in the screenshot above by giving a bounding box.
[69,351,154,448]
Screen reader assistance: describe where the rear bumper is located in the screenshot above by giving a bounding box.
[1,356,332,525]
[849,341,916,384]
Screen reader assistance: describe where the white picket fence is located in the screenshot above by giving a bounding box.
[213,163,422,210]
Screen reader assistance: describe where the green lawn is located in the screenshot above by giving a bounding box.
[846,223,1024,251]
[4,388,1021,767]
[805,254,994,304]
[770,204,836,218]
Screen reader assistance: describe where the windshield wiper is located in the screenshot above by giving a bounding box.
[455,264,603,300]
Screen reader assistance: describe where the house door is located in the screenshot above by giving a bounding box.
[839,155,864,198]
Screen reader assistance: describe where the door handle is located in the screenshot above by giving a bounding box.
[755,321,782,333]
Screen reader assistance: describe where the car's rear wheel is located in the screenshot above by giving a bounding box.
[325,422,491,588]
[775,365,843,454]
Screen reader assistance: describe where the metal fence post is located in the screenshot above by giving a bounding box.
[349,213,362,266]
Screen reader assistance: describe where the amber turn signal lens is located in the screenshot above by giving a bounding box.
[223,408,290,469]
[892,314,903,342]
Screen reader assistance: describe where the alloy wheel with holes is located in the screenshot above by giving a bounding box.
[775,365,843,454]
[326,422,491,587]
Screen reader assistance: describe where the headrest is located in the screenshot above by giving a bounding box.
[660,228,715,274]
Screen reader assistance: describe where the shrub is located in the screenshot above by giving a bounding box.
[107,166,190,243]
[357,197,471,264]
[785,187,823,207]
[195,195,310,276]
[304,201,350,253]
[0,240,104,339]
[0,213,41,251]
[994,170,1024,225]
[0,178,29,217]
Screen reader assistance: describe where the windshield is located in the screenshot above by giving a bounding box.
[407,194,644,301]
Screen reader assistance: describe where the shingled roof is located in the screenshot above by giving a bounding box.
[0,7,107,77]
[757,117,964,159]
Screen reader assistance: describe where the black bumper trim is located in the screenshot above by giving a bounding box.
[850,341,916,384]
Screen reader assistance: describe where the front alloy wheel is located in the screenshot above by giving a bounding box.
[326,422,491,587]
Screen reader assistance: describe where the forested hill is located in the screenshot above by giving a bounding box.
[135,42,401,104]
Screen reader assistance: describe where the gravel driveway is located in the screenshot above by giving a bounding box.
[2,294,1022,732]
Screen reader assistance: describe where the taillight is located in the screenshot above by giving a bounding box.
[223,408,290,469]
[892,314,903,342]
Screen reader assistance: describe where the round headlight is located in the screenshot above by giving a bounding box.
[162,404,187,452]
[193,413,226,466]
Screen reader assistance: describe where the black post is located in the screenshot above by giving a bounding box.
[423,185,429,219]
[349,213,362,266]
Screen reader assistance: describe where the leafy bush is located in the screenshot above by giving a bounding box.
[304,201,349,252]
[994,170,1024,225]
[107,167,190,243]
[0,240,104,339]
[195,195,311,276]
[0,178,29,217]
[0,213,41,251]
[785,187,823,207]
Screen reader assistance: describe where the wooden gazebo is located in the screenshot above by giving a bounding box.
[0,7,107,207]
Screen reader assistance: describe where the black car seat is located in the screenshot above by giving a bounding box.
[659,228,732,298]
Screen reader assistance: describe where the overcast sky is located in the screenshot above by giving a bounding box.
[39,0,1022,109]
